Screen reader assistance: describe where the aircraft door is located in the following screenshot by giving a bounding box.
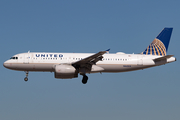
[137,55,143,65]
[24,53,29,64]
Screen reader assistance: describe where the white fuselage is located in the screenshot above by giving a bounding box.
[3,52,176,73]
[3,28,175,84]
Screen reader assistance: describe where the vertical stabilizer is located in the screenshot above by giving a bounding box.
[142,28,173,56]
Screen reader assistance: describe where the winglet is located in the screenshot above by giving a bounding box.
[106,49,110,54]
[106,49,110,51]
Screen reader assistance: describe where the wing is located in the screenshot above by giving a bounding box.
[72,49,110,73]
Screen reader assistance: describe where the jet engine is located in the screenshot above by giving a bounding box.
[54,65,78,79]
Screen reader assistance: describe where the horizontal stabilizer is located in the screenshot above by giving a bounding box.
[153,55,174,62]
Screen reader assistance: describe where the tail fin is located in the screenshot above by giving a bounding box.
[142,28,173,56]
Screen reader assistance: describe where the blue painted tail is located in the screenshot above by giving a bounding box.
[142,28,173,56]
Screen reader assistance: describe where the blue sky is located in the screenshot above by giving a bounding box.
[0,0,179,120]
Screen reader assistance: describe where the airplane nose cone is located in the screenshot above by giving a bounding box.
[3,61,8,68]
[3,61,10,69]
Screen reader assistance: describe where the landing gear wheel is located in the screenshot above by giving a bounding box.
[24,77,28,81]
[24,71,29,82]
[82,75,88,84]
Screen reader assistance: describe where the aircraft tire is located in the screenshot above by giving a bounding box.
[82,75,88,84]
[24,77,28,81]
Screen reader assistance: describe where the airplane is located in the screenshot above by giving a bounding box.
[3,28,176,84]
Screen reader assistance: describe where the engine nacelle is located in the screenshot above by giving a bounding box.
[54,65,78,79]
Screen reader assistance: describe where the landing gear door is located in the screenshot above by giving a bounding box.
[24,53,29,64]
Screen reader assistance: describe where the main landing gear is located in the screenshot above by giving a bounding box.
[24,71,29,81]
[82,75,88,84]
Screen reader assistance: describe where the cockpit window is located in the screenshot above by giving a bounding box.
[10,57,18,59]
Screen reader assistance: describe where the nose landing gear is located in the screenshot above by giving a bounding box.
[24,71,29,81]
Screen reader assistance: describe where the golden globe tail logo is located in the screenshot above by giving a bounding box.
[142,38,166,56]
